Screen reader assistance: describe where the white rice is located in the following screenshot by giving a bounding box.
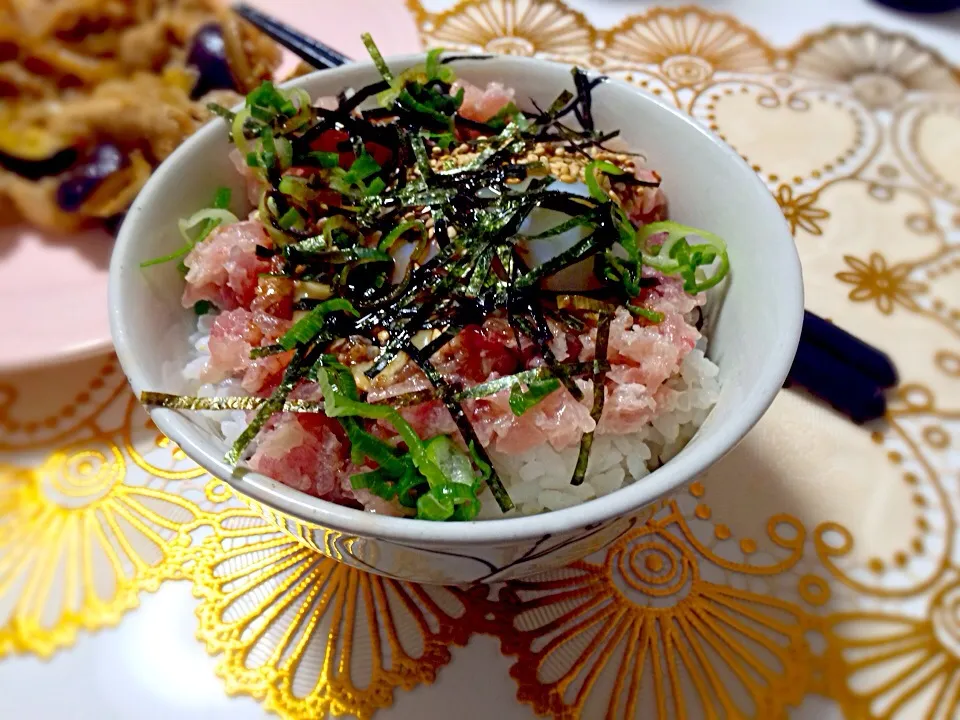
[185,315,720,518]
[480,344,719,517]
[184,312,253,449]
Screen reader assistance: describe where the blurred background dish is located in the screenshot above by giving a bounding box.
[0,0,282,232]
[0,0,282,370]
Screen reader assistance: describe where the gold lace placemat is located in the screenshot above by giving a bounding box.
[2,3,960,718]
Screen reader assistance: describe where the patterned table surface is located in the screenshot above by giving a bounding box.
[2,2,960,718]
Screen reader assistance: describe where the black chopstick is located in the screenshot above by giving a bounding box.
[786,335,888,424]
[784,312,896,424]
[800,311,897,389]
[233,7,899,426]
[233,3,351,69]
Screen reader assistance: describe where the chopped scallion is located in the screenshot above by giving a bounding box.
[584,159,624,203]
[307,151,339,168]
[509,377,561,416]
[277,207,303,230]
[279,299,359,350]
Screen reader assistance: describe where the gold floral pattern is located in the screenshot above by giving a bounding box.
[122,397,207,482]
[836,253,927,315]
[0,435,206,658]
[823,579,960,719]
[192,509,484,719]
[776,184,831,235]
[492,514,812,719]
[789,26,960,109]
[605,7,774,86]
[410,0,595,58]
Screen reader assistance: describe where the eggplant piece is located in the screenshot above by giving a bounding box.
[56,143,127,212]
[187,23,236,100]
[0,146,78,180]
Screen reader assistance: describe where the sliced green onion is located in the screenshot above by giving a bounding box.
[509,377,560,416]
[425,436,476,487]
[246,81,296,116]
[139,244,195,268]
[259,129,278,169]
[452,498,481,521]
[628,304,664,323]
[350,468,399,500]
[277,207,303,230]
[330,151,382,195]
[212,187,232,209]
[316,358,449,491]
[365,177,386,196]
[584,159,624,203]
[379,219,426,251]
[342,417,406,476]
[279,298,359,350]
[612,204,639,261]
[362,33,394,83]
[141,195,238,268]
[398,89,453,127]
[307,151,339,168]
[425,47,443,80]
[177,207,238,240]
[278,175,315,203]
[416,488,454,521]
[322,215,351,246]
[230,108,254,155]
[258,192,290,247]
[344,151,381,184]
[281,88,313,131]
[275,137,293,169]
[637,221,730,293]
[484,102,522,131]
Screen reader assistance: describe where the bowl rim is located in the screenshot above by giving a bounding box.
[110,53,803,546]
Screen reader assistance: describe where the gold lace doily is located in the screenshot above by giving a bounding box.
[2,3,959,718]
[0,356,229,658]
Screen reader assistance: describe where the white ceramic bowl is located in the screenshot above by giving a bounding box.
[110,55,803,584]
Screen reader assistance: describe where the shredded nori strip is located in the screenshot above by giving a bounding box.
[412,349,513,512]
[141,391,325,414]
[226,346,315,463]
[571,309,612,486]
